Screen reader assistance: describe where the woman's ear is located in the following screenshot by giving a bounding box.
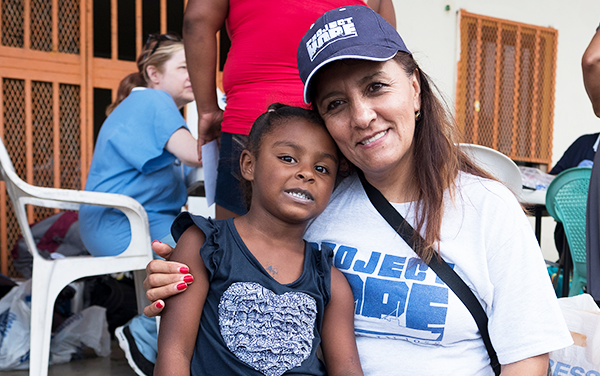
[146,65,161,87]
[239,150,255,182]
[412,69,421,112]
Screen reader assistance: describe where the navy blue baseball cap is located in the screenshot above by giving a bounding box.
[298,5,410,104]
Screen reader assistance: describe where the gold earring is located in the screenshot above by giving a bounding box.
[415,110,421,121]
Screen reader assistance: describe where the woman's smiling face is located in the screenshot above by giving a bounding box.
[314,58,421,185]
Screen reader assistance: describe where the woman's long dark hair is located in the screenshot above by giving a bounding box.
[394,52,494,262]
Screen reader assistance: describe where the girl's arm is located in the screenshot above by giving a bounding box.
[154,225,209,376]
[320,267,363,376]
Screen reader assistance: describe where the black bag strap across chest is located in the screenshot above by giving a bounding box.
[357,171,501,376]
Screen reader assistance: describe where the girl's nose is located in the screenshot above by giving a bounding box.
[296,168,315,182]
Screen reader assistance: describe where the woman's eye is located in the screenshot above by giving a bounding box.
[368,82,384,92]
[326,99,343,112]
[315,165,329,174]
[279,156,296,163]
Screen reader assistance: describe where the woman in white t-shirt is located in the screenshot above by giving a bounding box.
[142,6,572,375]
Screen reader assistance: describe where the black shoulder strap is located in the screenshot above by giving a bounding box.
[358,172,501,376]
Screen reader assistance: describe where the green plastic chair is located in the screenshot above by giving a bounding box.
[545,167,592,297]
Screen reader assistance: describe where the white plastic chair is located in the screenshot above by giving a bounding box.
[459,143,523,195]
[0,137,153,376]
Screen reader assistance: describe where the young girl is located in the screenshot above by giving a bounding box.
[154,104,362,376]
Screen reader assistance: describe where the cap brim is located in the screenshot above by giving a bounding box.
[303,46,399,104]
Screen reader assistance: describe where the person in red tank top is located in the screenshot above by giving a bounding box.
[183,0,396,219]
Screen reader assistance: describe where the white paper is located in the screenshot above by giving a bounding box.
[201,140,219,207]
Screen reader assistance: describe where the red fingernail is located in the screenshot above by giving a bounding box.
[179,267,189,274]
[152,240,160,245]
[156,301,163,309]
[176,282,187,291]
[183,275,194,283]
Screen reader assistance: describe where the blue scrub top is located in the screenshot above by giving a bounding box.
[79,88,189,256]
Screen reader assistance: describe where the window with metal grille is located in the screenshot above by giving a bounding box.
[455,10,558,168]
[0,0,184,278]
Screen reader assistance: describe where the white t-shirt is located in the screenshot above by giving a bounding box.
[304,172,572,375]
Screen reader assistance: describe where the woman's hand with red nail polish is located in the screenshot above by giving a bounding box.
[143,241,192,317]
[151,240,174,260]
[144,299,165,317]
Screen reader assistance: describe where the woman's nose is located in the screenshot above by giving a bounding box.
[351,99,376,129]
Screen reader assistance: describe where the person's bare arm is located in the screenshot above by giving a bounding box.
[320,267,363,376]
[582,27,600,117]
[154,226,209,376]
[165,128,202,167]
[500,353,549,376]
[183,0,229,159]
[364,0,396,28]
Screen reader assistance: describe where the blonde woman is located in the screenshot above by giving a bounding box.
[79,33,200,376]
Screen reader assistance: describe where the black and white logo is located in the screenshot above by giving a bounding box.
[306,17,357,62]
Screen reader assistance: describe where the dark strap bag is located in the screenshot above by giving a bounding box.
[358,171,501,376]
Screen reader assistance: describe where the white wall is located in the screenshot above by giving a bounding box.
[390,0,600,260]
[391,0,600,163]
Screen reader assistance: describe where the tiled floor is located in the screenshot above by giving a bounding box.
[0,339,137,376]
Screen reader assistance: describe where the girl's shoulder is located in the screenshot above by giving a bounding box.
[304,242,334,305]
[306,241,334,272]
[171,212,230,244]
[171,213,236,276]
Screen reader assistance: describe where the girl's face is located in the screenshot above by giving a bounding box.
[148,49,194,109]
[241,119,339,224]
[314,59,421,184]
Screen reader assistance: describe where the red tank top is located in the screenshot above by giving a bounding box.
[222,0,366,134]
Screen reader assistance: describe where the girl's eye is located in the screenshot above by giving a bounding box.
[279,156,296,163]
[315,165,329,174]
